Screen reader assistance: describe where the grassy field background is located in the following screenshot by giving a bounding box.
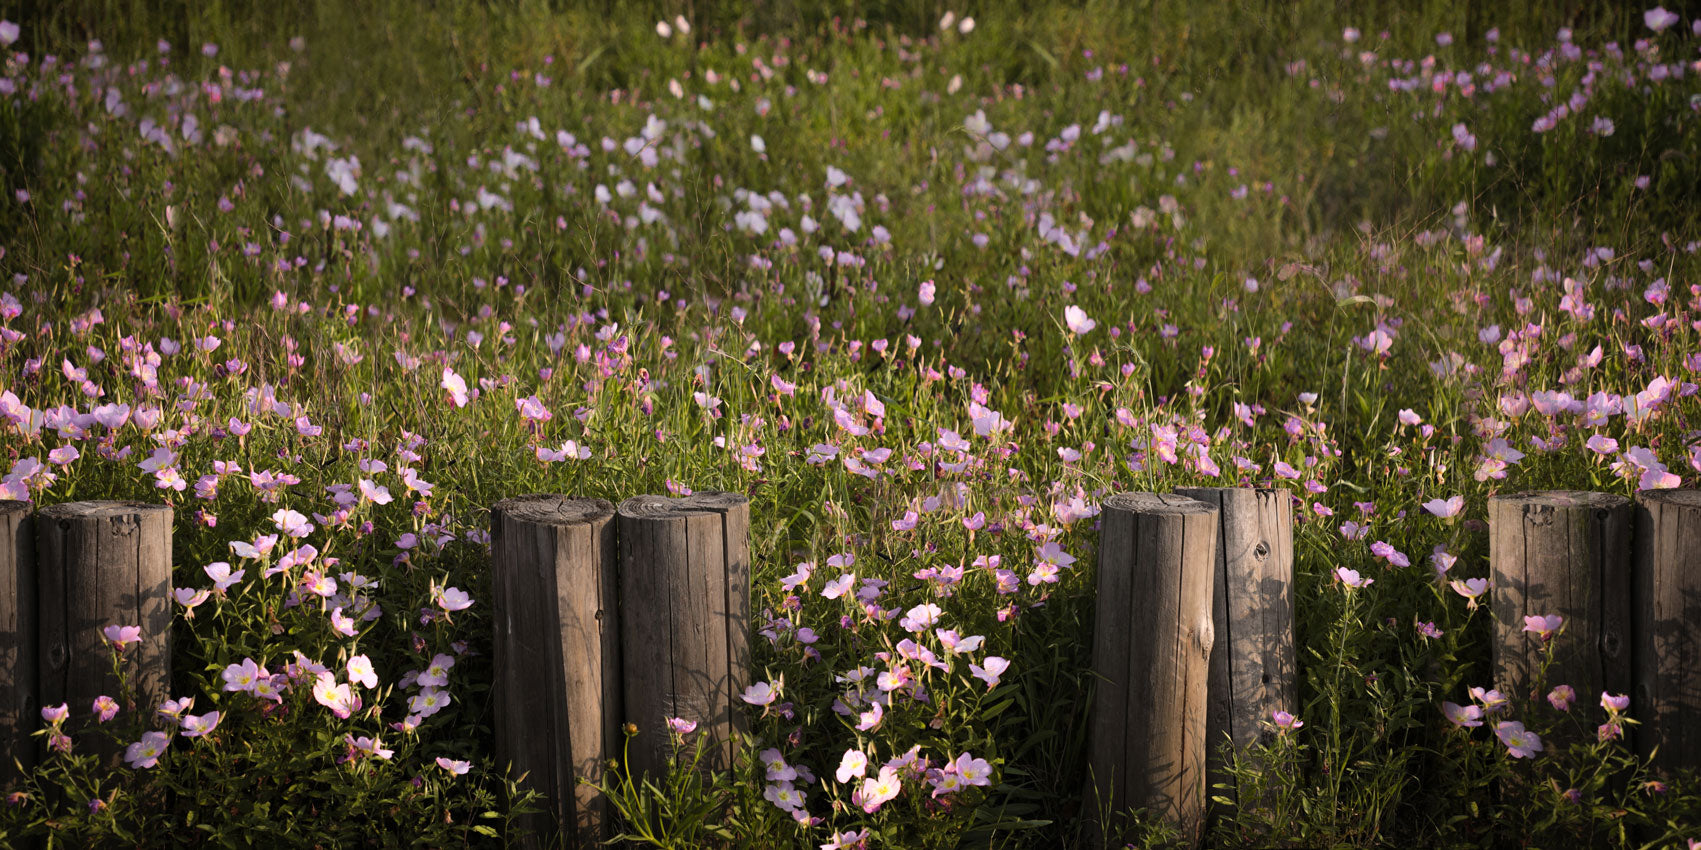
[1,0,1699,846]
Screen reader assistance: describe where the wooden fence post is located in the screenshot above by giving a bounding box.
[34,501,172,767]
[616,492,751,780]
[1091,492,1216,847]
[1175,487,1294,806]
[1,501,35,790]
[1632,489,1701,777]
[490,495,619,849]
[1487,491,1632,706]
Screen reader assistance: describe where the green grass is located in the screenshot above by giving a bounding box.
[0,0,1699,846]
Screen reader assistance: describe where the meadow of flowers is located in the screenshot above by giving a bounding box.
[1,0,1700,846]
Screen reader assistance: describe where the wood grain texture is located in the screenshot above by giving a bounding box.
[34,501,172,769]
[1091,492,1216,847]
[1488,491,1632,706]
[617,492,751,779]
[1176,487,1295,807]
[1632,489,1701,777]
[0,501,35,790]
[490,495,618,849]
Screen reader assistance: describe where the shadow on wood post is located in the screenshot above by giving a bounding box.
[1488,491,1633,741]
[1175,487,1294,819]
[1632,488,1701,778]
[1,500,36,791]
[490,495,619,850]
[1090,492,1216,848]
[34,501,172,771]
[615,492,751,782]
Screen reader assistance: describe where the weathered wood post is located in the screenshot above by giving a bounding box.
[1487,491,1632,705]
[1,501,35,789]
[616,492,751,779]
[1632,489,1701,777]
[1175,487,1294,806]
[34,501,172,767]
[1091,492,1216,847]
[490,496,619,849]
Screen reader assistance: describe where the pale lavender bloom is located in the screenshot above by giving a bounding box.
[1522,614,1564,641]
[970,656,1009,689]
[435,585,474,612]
[1494,720,1543,758]
[1644,6,1679,31]
[741,680,780,706]
[180,711,221,737]
[1442,701,1482,728]
[125,731,171,769]
[1422,495,1465,518]
[1335,567,1373,589]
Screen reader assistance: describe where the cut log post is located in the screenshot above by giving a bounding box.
[1175,487,1294,806]
[616,492,751,780]
[1,501,36,790]
[34,501,172,768]
[490,496,619,849]
[1091,492,1216,847]
[1487,491,1632,707]
[1632,489,1701,777]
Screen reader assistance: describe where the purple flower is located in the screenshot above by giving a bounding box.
[1644,6,1680,31]
[741,680,780,706]
[1421,496,1464,518]
[1494,720,1543,758]
[1442,701,1483,728]
[124,731,171,769]
[434,585,474,612]
[1335,567,1373,589]
[970,656,1010,689]
[101,625,142,651]
[1522,614,1564,641]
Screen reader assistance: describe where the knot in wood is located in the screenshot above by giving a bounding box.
[1194,615,1215,656]
[1600,630,1622,659]
[1253,541,1270,560]
[1523,505,1555,528]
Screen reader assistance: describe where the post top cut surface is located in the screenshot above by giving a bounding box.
[1103,492,1217,515]
[492,494,615,526]
[37,500,172,519]
[1488,491,1631,509]
[618,491,748,519]
[1174,486,1281,497]
[1637,489,1701,508]
[0,499,27,515]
